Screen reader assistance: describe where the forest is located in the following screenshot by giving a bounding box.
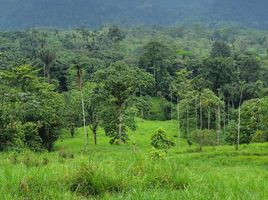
[1,23,268,199]
[1,0,268,29]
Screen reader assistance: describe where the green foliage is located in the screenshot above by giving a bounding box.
[0,65,64,151]
[149,148,166,160]
[139,40,175,96]
[149,97,171,120]
[251,130,267,143]
[211,41,231,58]
[225,120,239,145]
[192,129,217,146]
[95,61,153,142]
[201,57,237,92]
[151,128,175,150]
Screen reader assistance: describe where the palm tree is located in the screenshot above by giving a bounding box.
[72,57,88,149]
[38,49,56,82]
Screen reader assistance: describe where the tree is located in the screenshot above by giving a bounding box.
[107,26,125,43]
[63,90,83,138]
[151,128,175,151]
[172,69,193,148]
[38,48,56,81]
[84,83,106,145]
[70,55,89,148]
[237,53,261,83]
[139,41,173,95]
[94,61,153,143]
[201,57,237,93]
[0,65,64,151]
[211,41,231,58]
[236,82,244,150]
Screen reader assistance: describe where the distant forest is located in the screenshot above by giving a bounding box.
[1,0,268,29]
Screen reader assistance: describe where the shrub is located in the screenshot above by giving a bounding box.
[192,129,217,146]
[225,120,238,145]
[151,128,175,150]
[251,130,267,143]
[149,148,166,160]
[109,132,130,145]
[70,164,126,197]
[22,122,43,152]
[0,122,25,151]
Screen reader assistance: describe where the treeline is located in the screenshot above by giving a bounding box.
[1,25,268,151]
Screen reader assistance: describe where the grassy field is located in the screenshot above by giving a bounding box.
[1,118,268,199]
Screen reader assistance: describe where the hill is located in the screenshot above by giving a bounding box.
[1,0,268,29]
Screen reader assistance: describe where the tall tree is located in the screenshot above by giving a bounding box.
[94,61,153,143]
[71,56,89,148]
[38,48,56,82]
[172,69,193,147]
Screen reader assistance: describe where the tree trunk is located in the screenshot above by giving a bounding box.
[208,109,211,129]
[140,87,144,118]
[93,127,97,145]
[47,65,51,83]
[217,102,221,145]
[236,89,243,150]
[153,59,156,89]
[81,90,88,148]
[227,100,230,124]
[70,125,75,138]
[187,102,190,143]
[199,93,202,130]
[43,64,46,78]
[177,100,181,148]
[118,106,123,142]
[195,97,198,130]
[170,91,173,120]
[223,97,226,132]
[236,105,241,150]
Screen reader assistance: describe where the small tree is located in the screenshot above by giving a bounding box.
[151,128,175,151]
[84,83,106,145]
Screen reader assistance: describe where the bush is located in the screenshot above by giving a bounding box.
[251,130,267,143]
[151,128,175,150]
[109,133,129,145]
[0,122,25,151]
[149,148,166,160]
[192,129,217,146]
[225,120,238,145]
[22,122,43,152]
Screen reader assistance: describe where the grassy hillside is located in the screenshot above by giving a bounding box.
[1,118,268,199]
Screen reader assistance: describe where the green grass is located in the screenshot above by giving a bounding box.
[1,118,268,199]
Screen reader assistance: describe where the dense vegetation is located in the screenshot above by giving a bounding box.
[1,24,268,199]
[1,0,268,29]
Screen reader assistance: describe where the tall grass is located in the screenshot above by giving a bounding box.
[1,119,268,199]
